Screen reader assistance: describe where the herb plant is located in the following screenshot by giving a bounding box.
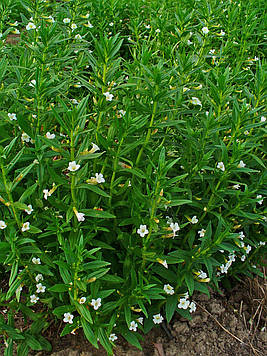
[0,0,266,355]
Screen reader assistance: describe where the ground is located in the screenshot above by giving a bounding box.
[32,276,266,356]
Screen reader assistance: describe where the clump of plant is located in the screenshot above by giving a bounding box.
[0,0,266,355]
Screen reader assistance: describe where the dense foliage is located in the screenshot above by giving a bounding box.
[0,0,266,354]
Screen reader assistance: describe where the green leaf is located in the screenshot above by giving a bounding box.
[83,261,110,270]
[98,328,113,355]
[48,284,69,292]
[169,199,192,206]
[76,303,93,324]
[81,317,99,349]
[25,335,42,350]
[120,328,142,350]
[83,209,116,218]
[124,304,131,326]
[166,294,178,323]
[18,245,42,254]
[9,261,18,287]
[185,272,194,296]
[176,308,192,320]
[77,183,110,197]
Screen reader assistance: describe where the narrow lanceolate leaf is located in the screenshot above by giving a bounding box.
[81,317,99,349]
[76,303,93,324]
[77,183,110,197]
[82,209,116,218]
[166,294,178,323]
[120,328,142,350]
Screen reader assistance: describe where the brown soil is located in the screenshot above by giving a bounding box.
[1,276,266,356]
[35,276,266,356]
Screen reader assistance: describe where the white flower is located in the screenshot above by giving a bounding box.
[244,245,251,254]
[260,116,266,122]
[191,97,202,106]
[220,264,228,273]
[227,254,235,263]
[136,317,143,325]
[71,23,77,31]
[109,333,118,342]
[0,220,7,229]
[259,241,265,246]
[217,161,225,171]
[29,79,36,87]
[8,113,17,121]
[30,294,39,304]
[43,189,51,200]
[183,292,189,299]
[89,143,100,153]
[75,34,82,40]
[25,204,33,215]
[26,22,36,30]
[233,184,240,190]
[67,161,80,172]
[155,28,161,33]
[21,222,30,232]
[137,224,149,237]
[22,133,31,143]
[170,222,180,237]
[47,15,55,23]
[256,195,263,205]
[178,298,190,309]
[237,160,246,168]
[164,284,175,295]
[166,216,173,225]
[86,21,93,28]
[202,27,209,34]
[153,313,164,324]
[209,49,215,54]
[91,298,101,310]
[109,22,114,26]
[240,255,246,262]
[76,212,85,222]
[103,92,114,101]
[219,30,225,36]
[32,257,41,265]
[45,132,55,139]
[197,270,207,279]
[198,229,206,237]
[189,301,196,313]
[94,173,105,184]
[36,283,46,293]
[191,216,198,224]
[118,109,126,116]
[63,18,71,24]
[187,39,193,45]
[63,312,74,324]
[129,321,138,331]
[239,231,245,240]
[71,98,79,105]
[79,297,86,304]
[145,24,151,29]
[161,260,168,269]
[35,274,43,282]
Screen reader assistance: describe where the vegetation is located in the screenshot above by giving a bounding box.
[0,0,266,354]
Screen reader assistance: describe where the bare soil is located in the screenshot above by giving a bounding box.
[30,276,266,356]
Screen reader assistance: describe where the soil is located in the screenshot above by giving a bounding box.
[1,276,266,356]
[34,277,266,356]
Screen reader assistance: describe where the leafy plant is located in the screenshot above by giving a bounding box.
[0,0,266,355]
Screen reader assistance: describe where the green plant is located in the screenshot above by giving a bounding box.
[0,0,266,355]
